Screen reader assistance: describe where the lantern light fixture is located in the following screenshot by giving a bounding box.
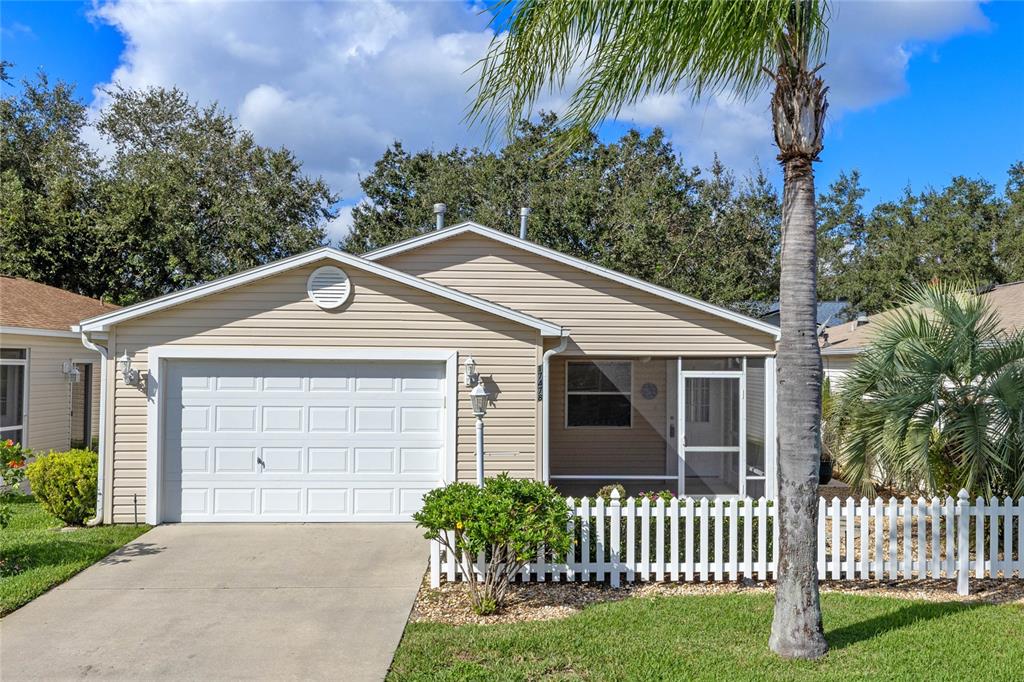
[469,382,489,418]
[464,355,479,387]
[118,350,141,386]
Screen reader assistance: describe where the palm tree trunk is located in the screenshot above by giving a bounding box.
[769,156,829,659]
[767,36,829,658]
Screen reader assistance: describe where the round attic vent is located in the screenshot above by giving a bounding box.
[306,266,352,309]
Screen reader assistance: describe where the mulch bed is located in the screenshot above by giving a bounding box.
[410,575,1024,626]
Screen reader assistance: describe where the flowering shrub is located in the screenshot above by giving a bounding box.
[414,475,572,615]
[1,439,30,492]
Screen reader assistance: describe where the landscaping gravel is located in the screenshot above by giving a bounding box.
[410,575,1024,625]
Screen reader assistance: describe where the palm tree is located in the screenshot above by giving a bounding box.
[470,0,831,659]
[835,282,1024,499]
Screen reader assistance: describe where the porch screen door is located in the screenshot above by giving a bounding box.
[678,364,746,497]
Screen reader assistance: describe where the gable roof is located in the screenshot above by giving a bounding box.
[76,247,563,337]
[365,222,781,340]
[1,276,119,335]
[821,280,1024,355]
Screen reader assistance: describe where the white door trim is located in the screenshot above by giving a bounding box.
[145,345,458,524]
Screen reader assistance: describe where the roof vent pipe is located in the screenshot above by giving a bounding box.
[519,207,530,240]
[433,203,446,231]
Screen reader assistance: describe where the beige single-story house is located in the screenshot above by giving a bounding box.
[821,280,1024,388]
[1,277,116,453]
[75,222,782,525]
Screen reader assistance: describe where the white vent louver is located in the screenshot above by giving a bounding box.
[306,266,352,309]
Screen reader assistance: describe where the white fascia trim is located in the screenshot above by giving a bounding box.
[820,347,862,356]
[145,345,460,524]
[0,325,80,339]
[77,247,562,337]
[365,222,782,340]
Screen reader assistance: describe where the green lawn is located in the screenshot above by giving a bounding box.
[390,592,1023,681]
[0,496,150,615]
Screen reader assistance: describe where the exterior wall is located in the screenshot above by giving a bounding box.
[549,357,669,478]
[823,354,856,391]
[105,260,542,523]
[0,332,101,454]
[379,233,777,356]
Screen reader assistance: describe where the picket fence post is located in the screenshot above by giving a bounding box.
[956,489,970,596]
[430,538,441,588]
[610,489,621,587]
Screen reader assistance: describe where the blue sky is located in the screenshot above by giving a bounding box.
[2,1,1022,239]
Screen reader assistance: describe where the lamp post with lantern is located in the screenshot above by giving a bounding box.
[469,383,489,487]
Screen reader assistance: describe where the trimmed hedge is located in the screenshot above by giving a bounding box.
[25,449,98,526]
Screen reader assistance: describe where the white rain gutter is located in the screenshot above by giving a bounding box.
[79,331,108,525]
[541,332,570,482]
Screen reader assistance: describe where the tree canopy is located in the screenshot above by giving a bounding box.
[345,114,782,313]
[1,73,336,304]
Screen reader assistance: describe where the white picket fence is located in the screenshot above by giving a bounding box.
[429,489,1024,595]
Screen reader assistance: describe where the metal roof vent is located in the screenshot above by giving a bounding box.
[306,265,352,310]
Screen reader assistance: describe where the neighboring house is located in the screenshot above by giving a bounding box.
[0,277,118,453]
[759,300,850,327]
[75,222,782,525]
[820,281,1024,388]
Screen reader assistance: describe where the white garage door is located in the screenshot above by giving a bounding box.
[162,360,446,522]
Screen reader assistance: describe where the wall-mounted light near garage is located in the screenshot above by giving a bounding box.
[117,350,141,387]
[470,382,490,487]
[464,355,480,387]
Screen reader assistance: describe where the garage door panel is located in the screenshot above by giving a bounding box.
[163,359,446,522]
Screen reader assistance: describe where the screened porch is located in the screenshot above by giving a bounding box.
[547,356,775,499]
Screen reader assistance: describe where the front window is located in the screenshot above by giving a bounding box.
[566,361,632,427]
[1,348,28,445]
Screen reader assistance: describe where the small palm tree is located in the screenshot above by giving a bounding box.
[471,0,831,658]
[835,282,1024,499]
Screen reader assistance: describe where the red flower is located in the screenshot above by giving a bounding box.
[8,460,23,469]
[4,439,12,447]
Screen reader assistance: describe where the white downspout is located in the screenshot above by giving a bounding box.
[80,330,108,525]
[541,332,569,483]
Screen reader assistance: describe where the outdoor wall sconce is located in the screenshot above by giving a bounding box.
[464,355,480,387]
[62,360,81,384]
[118,350,141,387]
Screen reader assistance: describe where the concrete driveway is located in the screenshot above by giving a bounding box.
[1,524,428,681]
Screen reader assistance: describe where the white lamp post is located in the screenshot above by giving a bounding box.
[469,383,489,486]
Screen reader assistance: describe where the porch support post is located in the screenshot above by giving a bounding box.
[764,356,778,500]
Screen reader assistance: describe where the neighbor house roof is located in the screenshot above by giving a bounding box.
[821,281,1024,355]
[365,222,781,340]
[0,276,119,337]
[75,247,564,337]
[759,300,850,327]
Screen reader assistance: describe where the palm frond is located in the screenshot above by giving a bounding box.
[470,0,829,144]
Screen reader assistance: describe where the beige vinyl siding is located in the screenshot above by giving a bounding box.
[0,332,101,454]
[107,261,542,523]
[823,354,856,390]
[379,233,776,356]
[549,357,669,477]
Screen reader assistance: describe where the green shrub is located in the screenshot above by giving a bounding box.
[595,483,626,502]
[25,449,98,525]
[414,474,572,615]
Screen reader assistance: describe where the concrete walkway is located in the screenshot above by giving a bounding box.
[1,524,428,681]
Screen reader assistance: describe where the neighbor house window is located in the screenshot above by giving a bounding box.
[566,361,632,427]
[687,378,711,423]
[1,348,28,446]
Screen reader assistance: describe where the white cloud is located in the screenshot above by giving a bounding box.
[326,203,357,244]
[617,1,988,171]
[91,0,495,201]
[90,0,988,224]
